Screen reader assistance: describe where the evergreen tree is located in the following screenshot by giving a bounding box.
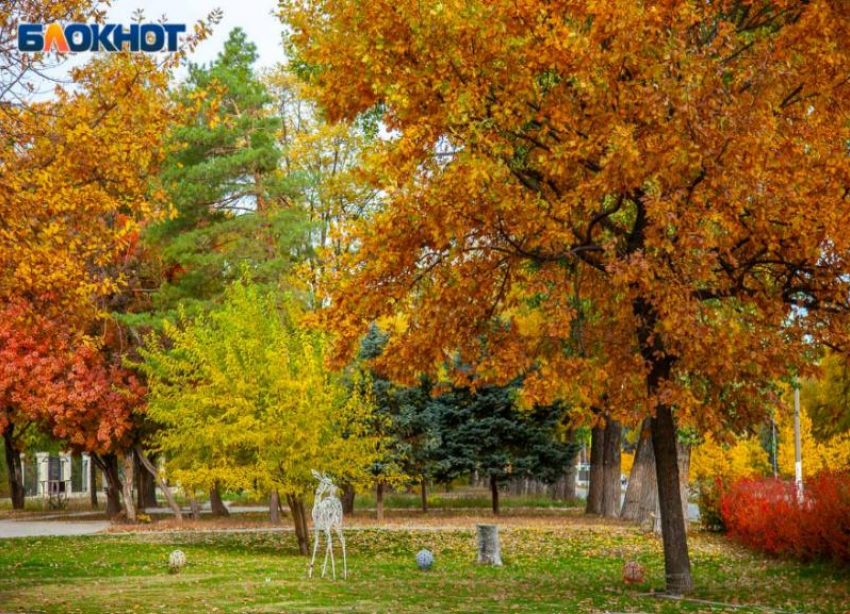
[429,380,577,515]
[145,28,307,321]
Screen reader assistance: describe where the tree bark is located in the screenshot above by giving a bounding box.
[585,423,605,515]
[189,495,201,520]
[376,480,384,522]
[420,475,428,513]
[135,454,158,511]
[621,419,652,520]
[634,294,693,595]
[89,457,98,509]
[209,482,229,517]
[286,494,310,556]
[121,453,136,523]
[341,482,355,515]
[636,438,661,533]
[601,417,622,517]
[677,441,692,522]
[563,429,578,501]
[652,403,693,595]
[490,474,500,515]
[134,446,181,521]
[269,489,281,524]
[2,424,25,510]
[94,453,123,518]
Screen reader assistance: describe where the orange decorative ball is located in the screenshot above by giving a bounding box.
[623,561,645,584]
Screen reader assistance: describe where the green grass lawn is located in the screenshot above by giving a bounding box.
[0,521,847,614]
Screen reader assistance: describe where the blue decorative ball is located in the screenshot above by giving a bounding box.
[415,549,434,570]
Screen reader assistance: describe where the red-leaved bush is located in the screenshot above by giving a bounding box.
[720,473,850,563]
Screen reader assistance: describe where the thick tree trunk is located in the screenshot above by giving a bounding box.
[269,489,281,524]
[490,474,500,515]
[341,482,355,515]
[209,482,229,517]
[2,425,25,510]
[652,404,693,595]
[601,417,622,518]
[376,481,384,522]
[89,458,98,509]
[95,453,123,518]
[420,475,428,513]
[121,453,136,522]
[585,424,605,515]
[134,446,181,521]
[637,438,661,533]
[634,294,693,595]
[135,454,158,511]
[622,419,652,520]
[286,494,310,556]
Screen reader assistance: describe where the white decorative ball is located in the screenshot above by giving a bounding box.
[415,549,434,570]
[169,549,187,572]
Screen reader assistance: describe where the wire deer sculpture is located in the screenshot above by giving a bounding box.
[308,470,347,579]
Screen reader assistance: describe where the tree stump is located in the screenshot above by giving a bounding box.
[476,524,503,566]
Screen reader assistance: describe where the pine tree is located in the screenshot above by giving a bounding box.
[146,28,307,321]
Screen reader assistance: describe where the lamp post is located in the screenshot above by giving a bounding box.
[794,387,803,498]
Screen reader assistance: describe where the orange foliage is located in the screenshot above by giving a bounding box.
[285,0,850,434]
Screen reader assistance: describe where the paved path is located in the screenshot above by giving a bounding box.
[0,519,109,539]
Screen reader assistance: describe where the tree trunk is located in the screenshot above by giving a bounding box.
[286,494,310,556]
[2,424,25,510]
[490,474,500,515]
[420,475,428,513]
[341,482,355,515]
[95,453,123,518]
[563,429,578,501]
[135,454,158,511]
[89,457,98,509]
[677,441,692,523]
[652,403,693,595]
[209,482,229,517]
[634,295,693,595]
[189,495,201,520]
[621,419,652,520]
[269,489,281,524]
[134,446,181,521]
[376,480,384,522]
[121,453,136,523]
[585,424,605,515]
[636,438,661,533]
[601,417,622,518]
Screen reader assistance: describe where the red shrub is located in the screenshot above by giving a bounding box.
[720,472,850,564]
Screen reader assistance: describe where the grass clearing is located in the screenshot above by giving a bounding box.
[0,514,847,614]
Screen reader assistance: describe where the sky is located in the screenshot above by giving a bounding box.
[106,0,286,69]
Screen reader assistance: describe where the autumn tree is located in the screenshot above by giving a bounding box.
[266,68,379,303]
[284,0,850,593]
[138,278,379,553]
[801,352,850,440]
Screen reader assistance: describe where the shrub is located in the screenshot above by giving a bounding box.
[696,477,726,532]
[720,472,850,564]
